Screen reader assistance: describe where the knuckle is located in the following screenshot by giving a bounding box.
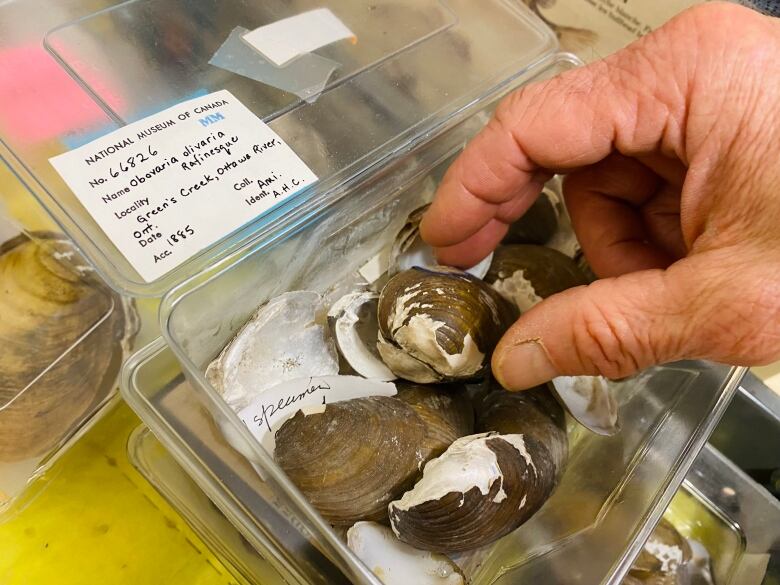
[683,1,758,28]
[570,282,655,379]
[698,268,780,364]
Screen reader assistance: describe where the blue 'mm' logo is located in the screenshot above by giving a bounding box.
[199,112,225,127]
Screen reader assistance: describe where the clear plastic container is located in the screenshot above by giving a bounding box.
[128,425,287,585]
[1,0,749,580]
[0,209,136,507]
[125,145,745,585]
[122,335,744,584]
[671,444,780,584]
[0,0,560,296]
[128,414,780,585]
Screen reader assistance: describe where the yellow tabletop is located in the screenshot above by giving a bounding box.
[0,399,244,585]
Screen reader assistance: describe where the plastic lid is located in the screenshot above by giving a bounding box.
[0,0,557,295]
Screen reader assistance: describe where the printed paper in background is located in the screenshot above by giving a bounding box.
[522,0,707,61]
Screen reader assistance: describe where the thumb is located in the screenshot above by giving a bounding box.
[491,257,715,390]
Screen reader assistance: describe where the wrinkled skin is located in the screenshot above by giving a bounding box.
[420,3,780,390]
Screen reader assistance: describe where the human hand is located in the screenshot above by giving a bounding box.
[420,2,780,390]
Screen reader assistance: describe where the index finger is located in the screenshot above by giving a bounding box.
[419,35,689,261]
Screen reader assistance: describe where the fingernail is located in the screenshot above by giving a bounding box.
[494,339,559,391]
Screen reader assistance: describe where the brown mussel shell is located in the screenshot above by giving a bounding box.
[389,432,555,553]
[377,267,517,383]
[0,234,132,462]
[274,395,427,525]
[626,519,693,585]
[485,245,588,308]
[574,248,599,283]
[477,383,568,483]
[396,381,474,461]
[502,191,558,246]
[388,204,493,280]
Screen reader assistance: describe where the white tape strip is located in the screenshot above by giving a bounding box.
[242,8,356,67]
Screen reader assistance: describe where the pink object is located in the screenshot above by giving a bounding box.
[0,44,121,145]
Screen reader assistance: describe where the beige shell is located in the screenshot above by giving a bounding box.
[388,432,555,553]
[377,267,517,383]
[476,383,568,483]
[0,234,134,462]
[274,396,427,525]
[206,291,339,411]
[396,381,474,462]
[484,245,588,312]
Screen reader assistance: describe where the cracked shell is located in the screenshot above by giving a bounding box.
[484,245,588,312]
[388,431,556,553]
[0,234,135,461]
[477,383,568,484]
[377,267,517,383]
[396,382,474,462]
[274,395,427,525]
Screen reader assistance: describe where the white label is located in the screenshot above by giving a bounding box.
[49,90,318,282]
[238,375,397,454]
[242,8,355,67]
[358,249,391,284]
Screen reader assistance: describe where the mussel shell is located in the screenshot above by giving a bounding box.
[0,234,131,461]
[328,291,395,380]
[206,291,339,411]
[377,267,518,383]
[274,396,427,525]
[389,432,555,553]
[485,245,588,310]
[502,191,558,246]
[389,205,493,279]
[626,519,693,584]
[396,382,474,461]
[476,384,568,483]
[389,206,427,275]
[574,248,599,283]
[347,521,465,585]
[550,375,619,436]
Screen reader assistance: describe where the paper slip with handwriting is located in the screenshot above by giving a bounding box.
[238,376,397,454]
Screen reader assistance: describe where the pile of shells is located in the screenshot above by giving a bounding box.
[207,185,626,580]
[0,233,136,462]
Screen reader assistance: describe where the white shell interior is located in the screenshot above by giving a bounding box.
[395,235,493,280]
[550,375,619,436]
[329,291,396,381]
[347,521,464,585]
[390,432,533,514]
[205,291,339,411]
[490,269,543,313]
